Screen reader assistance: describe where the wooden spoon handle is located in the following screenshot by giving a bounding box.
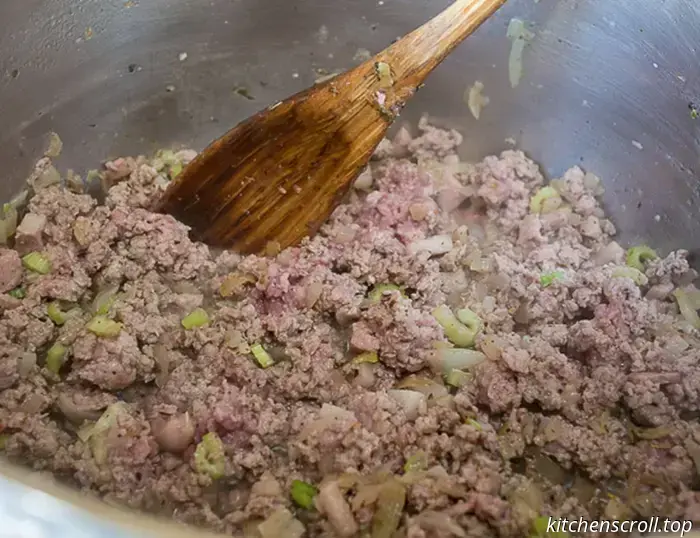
[377,0,506,110]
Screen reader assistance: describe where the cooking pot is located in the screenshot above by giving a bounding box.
[1,0,699,535]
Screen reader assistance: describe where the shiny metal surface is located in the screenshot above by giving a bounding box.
[0,0,699,533]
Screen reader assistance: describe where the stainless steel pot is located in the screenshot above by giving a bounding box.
[1,0,699,534]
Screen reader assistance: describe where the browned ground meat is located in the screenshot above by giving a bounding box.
[1,120,699,537]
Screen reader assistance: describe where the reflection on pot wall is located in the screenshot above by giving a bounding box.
[0,0,699,255]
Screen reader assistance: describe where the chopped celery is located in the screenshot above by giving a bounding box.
[46,343,68,374]
[352,351,379,364]
[465,418,483,431]
[181,308,210,329]
[290,479,318,509]
[626,245,657,272]
[86,316,122,337]
[194,432,226,479]
[433,305,478,348]
[540,270,565,288]
[445,368,472,388]
[529,187,561,214]
[403,451,428,473]
[0,433,9,450]
[375,61,394,89]
[168,161,183,179]
[8,287,25,299]
[455,307,482,334]
[251,343,275,368]
[47,302,77,326]
[368,283,405,303]
[22,252,51,274]
[611,266,648,286]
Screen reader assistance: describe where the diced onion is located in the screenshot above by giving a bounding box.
[388,389,427,420]
[45,132,63,158]
[371,479,406,538]
[18,352,37,377]
[33,165,62,190]
[430,348,487,374]
[92,284,120,315]
[673,289,700,329]
[409,235,453,256]
[395,376,449,399]
[258,508,305,538]
[317,481,358,537]
[465,81,489,120]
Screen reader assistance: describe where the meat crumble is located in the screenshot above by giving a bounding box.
[0,119,699,537]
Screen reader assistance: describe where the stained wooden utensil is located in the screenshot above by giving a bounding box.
[155,0,506,255]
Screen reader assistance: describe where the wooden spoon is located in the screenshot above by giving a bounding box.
[155,0,506,255]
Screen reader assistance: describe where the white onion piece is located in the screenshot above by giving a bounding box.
[18,352,37,378]
[395,376,449,399]
[317,482,358,537]
[354,363,376,388]
[409,234,453,256]
[258,508,305,538]
[465,81,489,120]
[674,289,700,329]
[388,389,427,420]
[353,167,373,190]
[431,348,487,374]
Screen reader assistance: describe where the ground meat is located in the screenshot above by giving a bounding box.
[0,120,696,537]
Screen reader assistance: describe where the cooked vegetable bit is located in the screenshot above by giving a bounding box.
[86,316,123,337]
[46,343,68,374]
[22,252,51,274]
[194,432,226,479]
[465,418,483,431]
[445,368,472,387]
[181,308,210,329]
[375,61,394,89]
[352,351,379,364]
[529,187,561,214]
[368,283,405,303]
[371,479,406,538]
[251,343,275,368]
[8,287,25,299]
[47,302,78,326]
[403,451,428,473]
[433,305,479,347]
[540,270,564,288]
[93,285,119,315]
[290,479,318,509]
[626,245,657,271]
[611,266,648,286]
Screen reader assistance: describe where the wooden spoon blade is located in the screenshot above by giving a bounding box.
[155,68,390,255]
